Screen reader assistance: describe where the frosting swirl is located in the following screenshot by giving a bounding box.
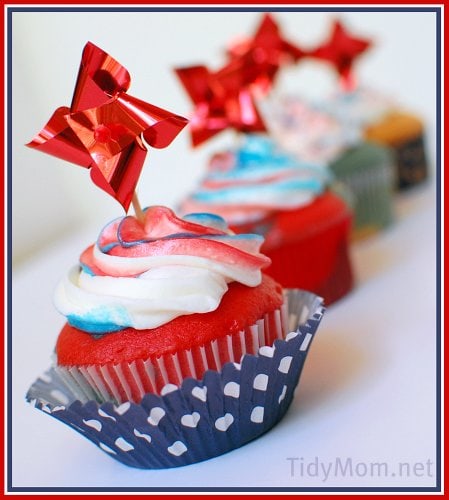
[181,135,330,224]
[321,87,396,128]
[54,206,270,333]
[262,96,360,163]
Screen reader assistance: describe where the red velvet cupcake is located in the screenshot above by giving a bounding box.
[28,205,325,468]
[53,206,286,404]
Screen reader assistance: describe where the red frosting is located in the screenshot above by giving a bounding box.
[56,274,283,366]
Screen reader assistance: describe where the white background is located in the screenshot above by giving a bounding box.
[11,9,437,264]
[10,7,439,491]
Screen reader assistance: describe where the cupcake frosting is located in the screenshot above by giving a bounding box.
[322,87,396,128]
[54,206,271,334]
[263,96,360,163]
[182,135,330,224]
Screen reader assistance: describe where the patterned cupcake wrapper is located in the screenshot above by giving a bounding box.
[337,160,395,235]
[26,290,324,469]
[394,134,429,190]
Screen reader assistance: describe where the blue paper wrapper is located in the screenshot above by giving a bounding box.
[26,290,324,469]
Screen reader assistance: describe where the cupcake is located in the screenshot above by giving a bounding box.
[27,205,325,468]
[364,111,428,189]
[181,134,354,305]
[264,95,395,239]
[329,142,394,238]
[305,17,429,191]
[324,87,429,190]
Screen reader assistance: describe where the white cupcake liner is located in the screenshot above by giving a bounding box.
[26,289,324,469]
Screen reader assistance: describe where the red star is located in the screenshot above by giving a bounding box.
[27,42,188,211]
[311,19,372,90]
[227,13,306,94]
[175,64,266,147]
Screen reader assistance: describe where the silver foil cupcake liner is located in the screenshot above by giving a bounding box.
[53,306,288,404]
[26,289,324,469]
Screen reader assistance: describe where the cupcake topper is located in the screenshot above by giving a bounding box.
[310,19,371,92]
[227,13,306,96]
[27,42,188,216]
[175,64,266,147]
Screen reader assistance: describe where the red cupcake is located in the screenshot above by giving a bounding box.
[53,206,285,403]
[28,205,325,468]
[181,135,354,305]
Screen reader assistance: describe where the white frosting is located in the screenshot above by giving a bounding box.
[55,264,232,331]
[323,87,396,127]
[262,95,361,163]
[54,207,270,333]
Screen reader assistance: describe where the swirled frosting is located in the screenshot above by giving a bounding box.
[262,95,361,163]
[181,135,330,224]
[54,206,271,334]
[321,87,396,128]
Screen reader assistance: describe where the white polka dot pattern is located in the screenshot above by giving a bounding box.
[223,381,240,398]
[250,406,264,423]
[278,356,293,374]
[115,437,134,452]
[215,413,234,432]
[168,441,187,456]
[26,290,324,469]
[147,407,165,426]
[253,374,269,391]
[181,412,200,428]
[191,386,207,402]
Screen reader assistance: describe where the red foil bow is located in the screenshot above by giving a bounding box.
[227,13,306,95]
[310,19,371,91]
[27,42,188,211]
[175,64,266,147]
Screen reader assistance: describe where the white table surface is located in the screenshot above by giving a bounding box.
[10,182,439,491]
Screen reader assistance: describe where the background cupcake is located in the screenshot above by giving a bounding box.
[182,134,354,305]
[310,19,429,191]
[264,95,395,239]
[12,10,438,488]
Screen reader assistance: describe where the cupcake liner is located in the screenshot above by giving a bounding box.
[394,134,428,190]
[336,159,395,236]
[53,305,288,405]
[26,289,324,469]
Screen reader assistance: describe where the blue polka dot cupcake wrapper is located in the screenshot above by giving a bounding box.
[26,290,324,469]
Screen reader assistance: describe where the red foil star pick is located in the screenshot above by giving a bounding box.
[175,64,266,147]
[27,42,188,212]
[311,19,372,91]
[227,13,306,95]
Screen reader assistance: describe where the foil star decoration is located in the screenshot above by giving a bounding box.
[175,63,266,147]
[227,13,306,95]
[310,19,372,91]
[27,41,188,212]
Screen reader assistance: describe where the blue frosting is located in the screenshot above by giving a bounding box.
[67,307,131,334]
[190,135,330,206]
[192,178,324,203]
[182,212,229,231]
